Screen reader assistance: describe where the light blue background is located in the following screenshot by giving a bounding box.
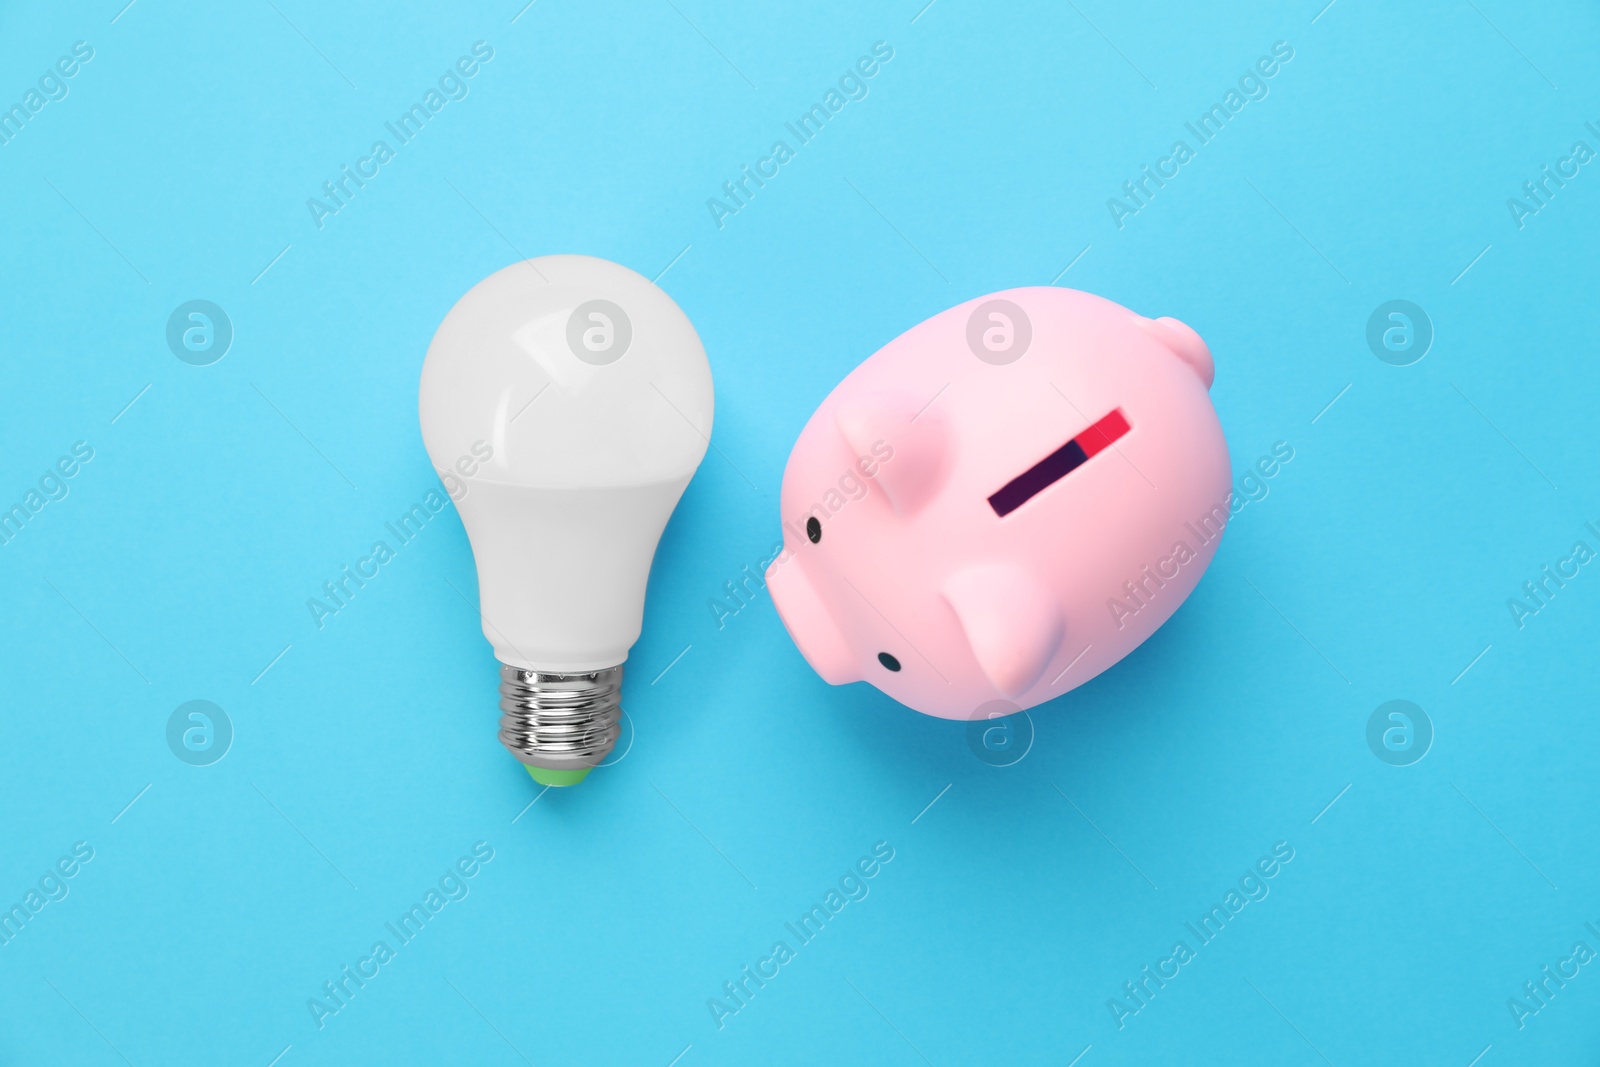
[2,0,1597,1063]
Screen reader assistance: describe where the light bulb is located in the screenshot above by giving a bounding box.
[420,255,713,787]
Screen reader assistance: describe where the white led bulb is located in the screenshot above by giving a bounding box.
[420,255,713,786]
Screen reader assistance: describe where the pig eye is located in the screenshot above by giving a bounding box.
[806,517,822,543]
[877,652,901,671]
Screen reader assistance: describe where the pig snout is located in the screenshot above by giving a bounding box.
[767,556,859,686]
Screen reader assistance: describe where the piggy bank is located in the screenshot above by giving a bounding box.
[765,287,1230,720]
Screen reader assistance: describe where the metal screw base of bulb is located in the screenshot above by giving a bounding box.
[498,664,623,774]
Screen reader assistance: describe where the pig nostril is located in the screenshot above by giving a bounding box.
[877,652,901,671]
[806,517,822,543]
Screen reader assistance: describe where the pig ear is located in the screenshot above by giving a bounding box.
[833,389,949,516]
[942,563,1065,698]
[1135,315,1214,389]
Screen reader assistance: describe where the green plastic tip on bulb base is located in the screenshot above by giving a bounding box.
[525,764,592,787]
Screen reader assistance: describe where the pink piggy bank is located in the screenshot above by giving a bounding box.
[765,287,1230,720]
